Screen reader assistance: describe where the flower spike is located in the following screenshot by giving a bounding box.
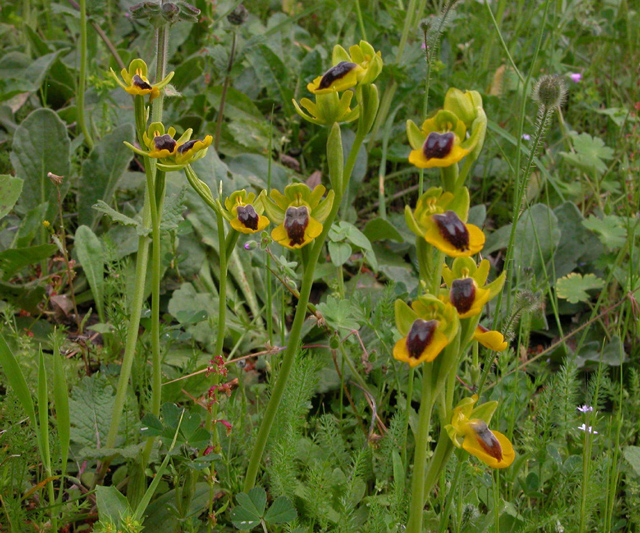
[446,395,515,469]
[110,58,174,101]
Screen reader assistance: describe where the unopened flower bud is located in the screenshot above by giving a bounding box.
[227,4,248,25]
[162,2,180,23]
[532,75,566,110]
[444,88,482,128]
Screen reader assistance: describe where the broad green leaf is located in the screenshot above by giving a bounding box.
[0,280,46,314]
[75,225,106,322]
[556,273,604,304]
[0,332,36,428]
[317,296,360,331]
[95,486,131,527]
[264,496,297,524]
[624,446,640,477]
[0,174,23,219]
[582,215,627,250]
[231,487,267,529]
[143,483,211,530]
[14,202,49,248]
[363,218,403,243]
[246,45,293,114]
[560,133,614,175]
[78,123,134,228]
[328,241,352,267]
[10,108,70,222]
[0,51,61,102]
[0,244,58,280]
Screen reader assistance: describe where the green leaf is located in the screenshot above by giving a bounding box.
[582,215,627,250]
[0,280,46,314]
[556,273,605,304]
[624,446,640,478]
[160,188,186,231]
[78,124,134,228]
[560,133,614,175]
[316,296,360,331]
[15,203,49,248]
[37,349,51,470]
[75,225,105,322]
[0,244,58,280]
[92,200,149,235]
[0,51,61,102]
[363,218,403,243]
[246,45,293,114]
[231,487,268,529]
[0,332,36,429]
[328,241,352,267]
[264,496,297,524]
[10,108,70,222]
[95,486,131,527]
[0,174,23,219]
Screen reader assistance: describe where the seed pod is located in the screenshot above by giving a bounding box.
[227,4,248,25]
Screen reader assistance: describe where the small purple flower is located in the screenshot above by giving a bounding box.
[569,72,582,83]
[421,42,427,50]
[522,133,531,141]
[577,424,597,434]
[577,405,593,413]
[244,243,251,250]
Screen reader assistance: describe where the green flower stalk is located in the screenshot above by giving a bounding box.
[244,44,381,490]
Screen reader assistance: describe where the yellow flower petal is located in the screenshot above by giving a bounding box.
[474,325,508,352]
[392,330,449,367]
[462,425,515,469]
[409,144,470,169]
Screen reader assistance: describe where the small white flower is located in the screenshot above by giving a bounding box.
[522,133,531,141]
[577,405,593,413]
[577,424,597,434]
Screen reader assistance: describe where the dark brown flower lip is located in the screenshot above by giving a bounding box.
[450,278,476,314]
[153,133,177,153]
[470,419,503,461]
[236,204,259,230]
[284,205,310,245]
[406,319,438,359]
[433,210,470,251]
[177,139,198,154]
[132,74,153,90]
[423,131,455,160]
[318,61,357,90]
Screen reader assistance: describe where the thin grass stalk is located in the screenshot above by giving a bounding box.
[38,349,57,533]
[215,30,238,151]
[77,0,94,149]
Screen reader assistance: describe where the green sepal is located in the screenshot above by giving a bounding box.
[332,44,351,64]
[446,187,470,222]
[123,141,148,157]
[444,88,482,128]
[485,271,506,300]
[445,423,463,448]
[404,204,423,237]
[394,299,418,336]
[406,119,424,150]
[312,190,335,223]
[461,109,487,158]
[470,400,498,425]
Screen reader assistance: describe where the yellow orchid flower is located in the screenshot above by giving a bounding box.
[474,325,508,352]
[441,258,505,318]
[110,58,174,101]
[263,183,334,250]
[446,395,515,469]
[223,190,270,235]
[125,122,212,169]
[405,187,485,257]
[392,295,459,367]
[307,41,383,95]
[407,110,469,169]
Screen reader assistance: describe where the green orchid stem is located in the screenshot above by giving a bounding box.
[244,121,365,492]
[406,365,434,533]
[77,0,94,149]
[424,427,454,496]
[142,169,166,462]
[152,25,169,124]
[216,218,240,359]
